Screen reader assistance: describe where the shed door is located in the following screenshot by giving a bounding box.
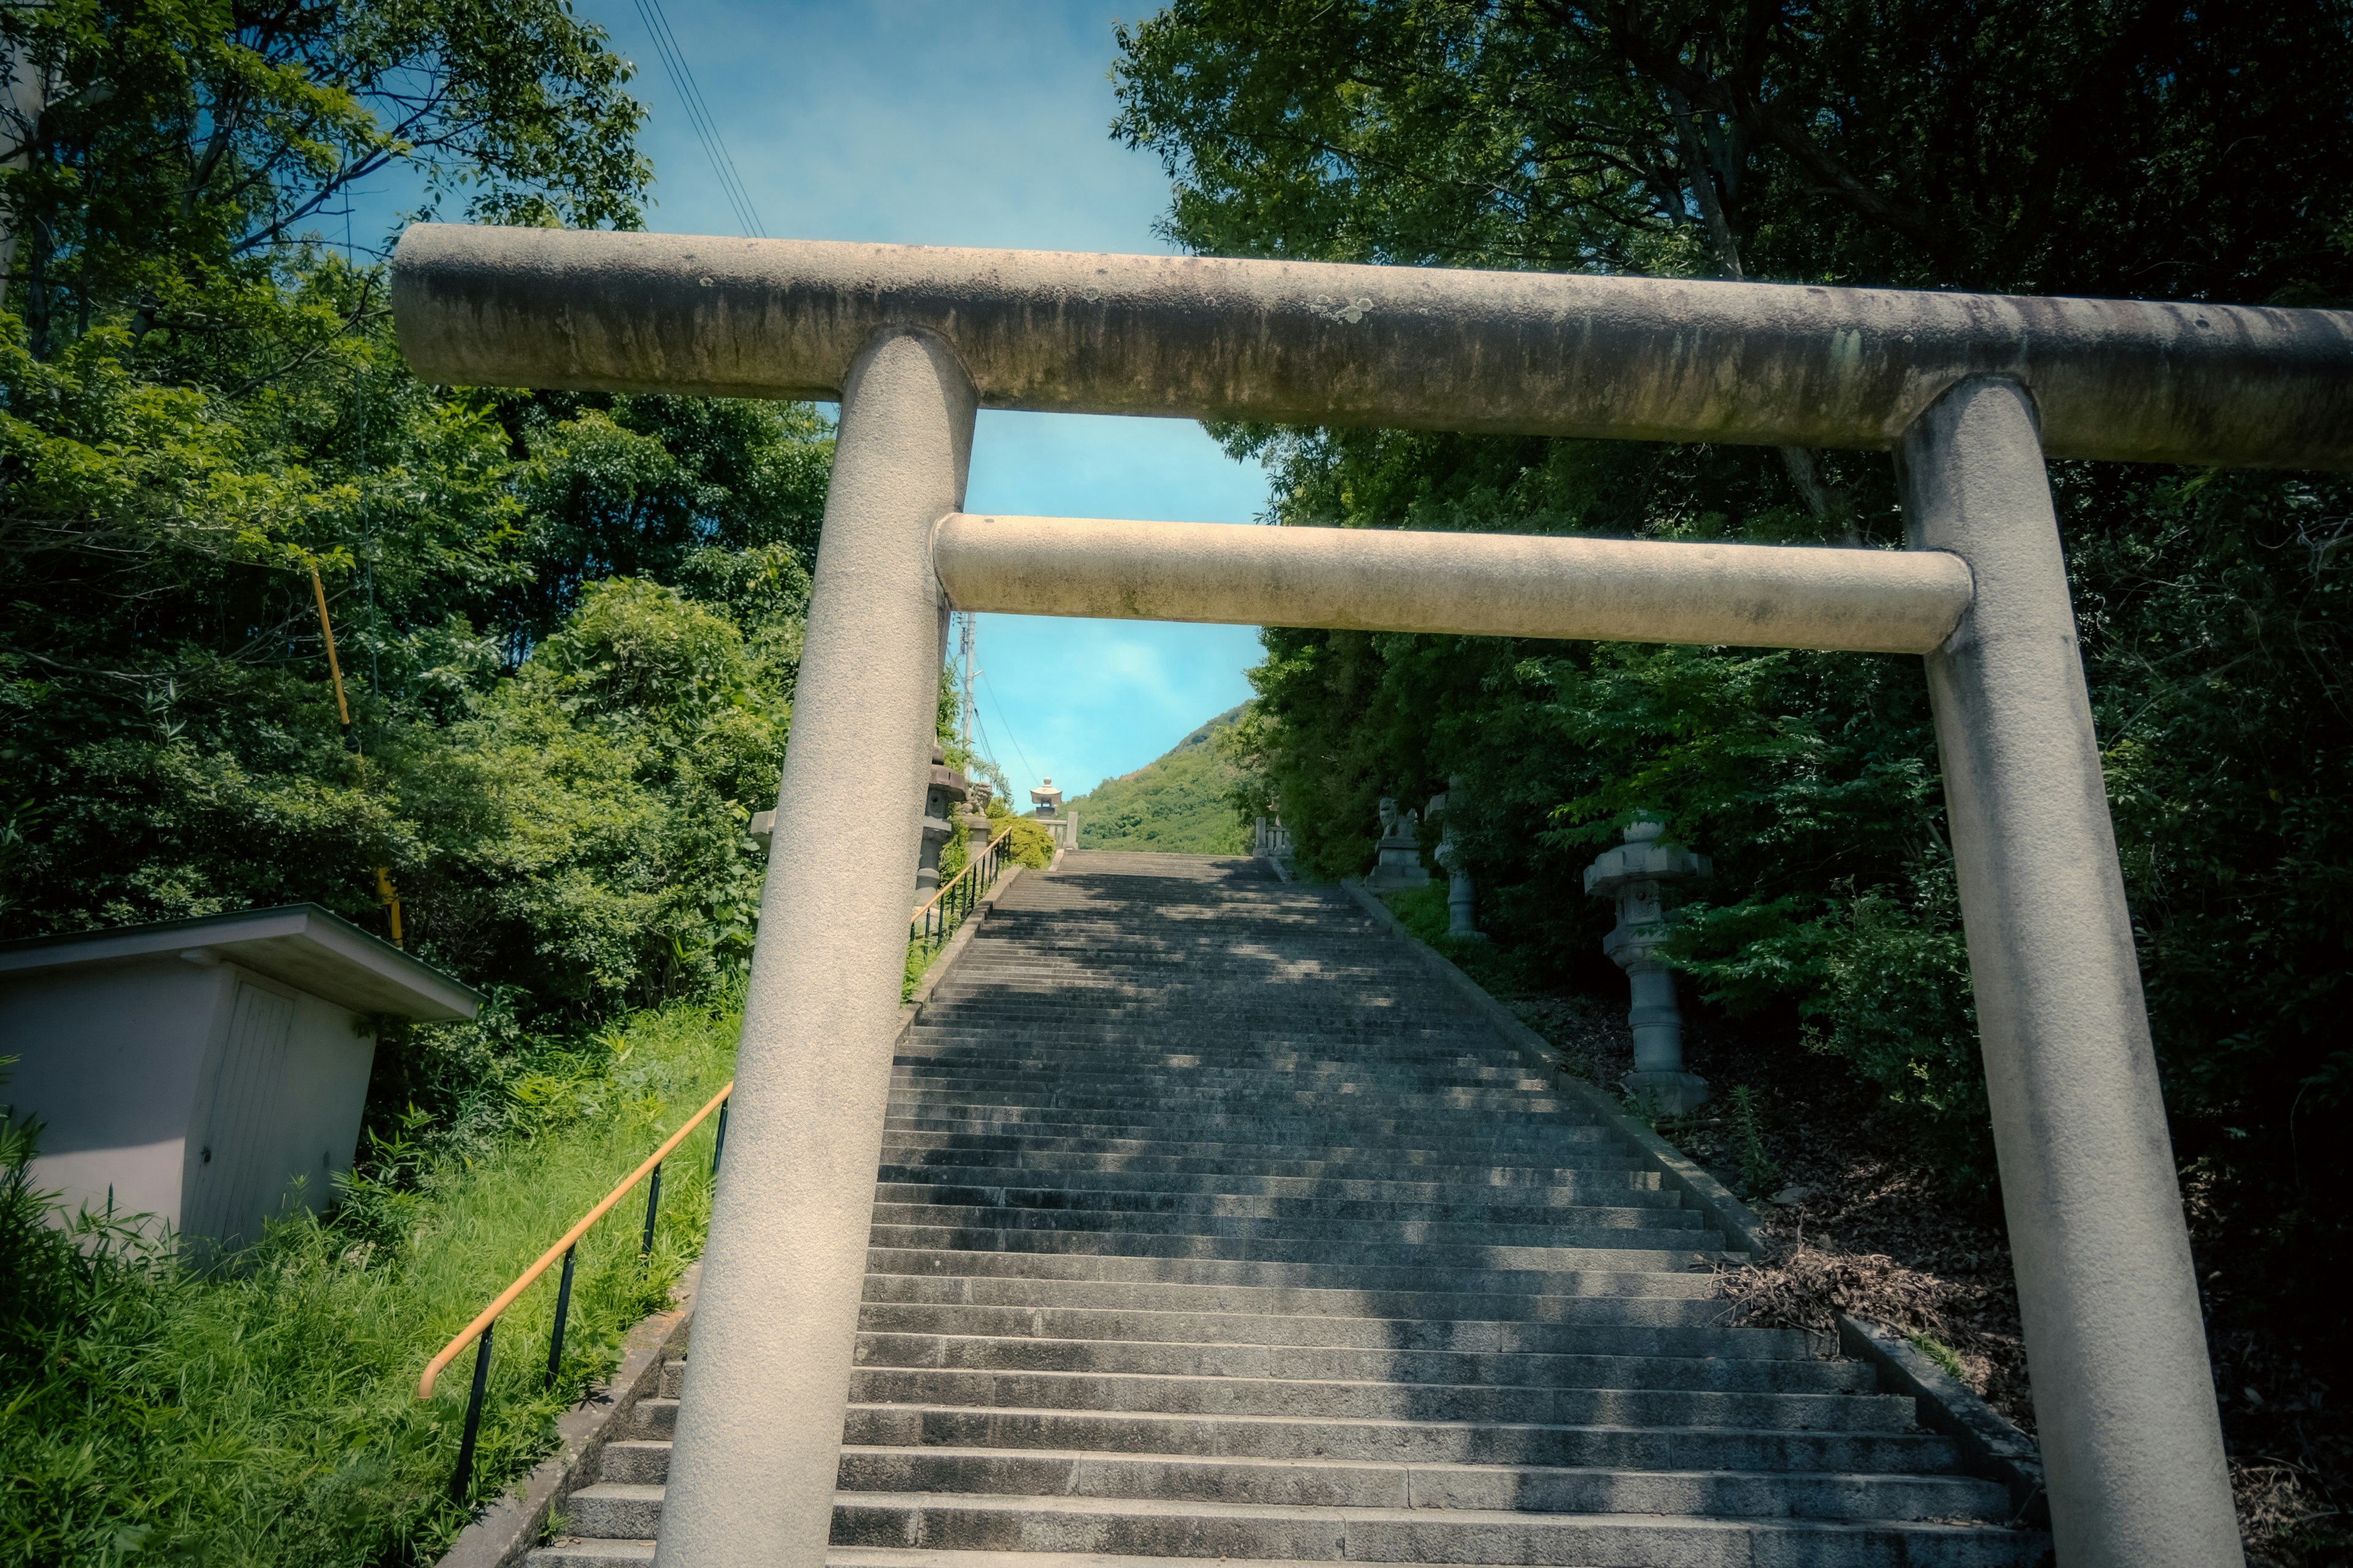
[185,981,295,1251]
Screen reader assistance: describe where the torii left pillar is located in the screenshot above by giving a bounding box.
[655,329,976,1568]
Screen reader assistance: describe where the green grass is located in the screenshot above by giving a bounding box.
[1907,1332,1970,1383]
[0,996,740,1567]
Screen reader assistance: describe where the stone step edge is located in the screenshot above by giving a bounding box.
[557,1485,2037,1540]
[724,1399,1969,1449]
[846,1309,1815,1358]
[831,1489,2042,1539]
[841,1335,1861,1383]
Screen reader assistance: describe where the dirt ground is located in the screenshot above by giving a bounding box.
[1500,984,2350,1567]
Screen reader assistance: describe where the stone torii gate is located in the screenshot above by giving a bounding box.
[392,224,2353,1568]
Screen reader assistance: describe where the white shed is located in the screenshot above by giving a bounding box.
[0,903,480,1252]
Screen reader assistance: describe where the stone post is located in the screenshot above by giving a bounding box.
[1431,783,1482,938]
[1584,819,1710,1115]
[915,746,969,893]
[963,779,995,863]
[653,329,976,1568]
[1898,377,2240,1567]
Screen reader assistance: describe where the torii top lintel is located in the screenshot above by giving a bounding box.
[391,224,2353,471]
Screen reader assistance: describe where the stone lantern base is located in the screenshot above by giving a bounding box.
[1620,1068,1711,1116]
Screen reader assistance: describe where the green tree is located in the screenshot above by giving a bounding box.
[0,1,835,1032]
[1118,1,2353,1241]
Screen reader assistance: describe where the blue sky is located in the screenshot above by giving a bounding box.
[574,1,1270,801]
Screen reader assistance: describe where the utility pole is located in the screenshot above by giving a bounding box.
[956,611,976,754]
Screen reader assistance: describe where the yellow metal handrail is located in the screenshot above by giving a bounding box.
[419,1078,733,1501]
[417,1077,733,1399]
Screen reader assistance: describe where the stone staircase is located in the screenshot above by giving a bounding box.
[535,850,2049,1567]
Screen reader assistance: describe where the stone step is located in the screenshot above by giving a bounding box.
[841,1366,1912,1430]
[824,1494,2045,1567]
[589,1444,2008,1523]
[882,1102,1612,1132]
[889,1088,1590,1111]
[861,1271,1735,1320]
[889,1045,1534,1069]
[835,1448,2014,1523]
[618,1396,1977,1473]
[871,1178,1684,1218]
[562,1486,2034,1560]
[851,1303,1817,1360]
[864,1224,1721,1271]
[891,1071,1561,1096]
[906,1030,1493,1046]
[867,1200,1705,1242]
[879,1113,1608,1144]
[862,1246,1727,1296]
[875,1149,1665,1186]
[846,1333,1874,1392]
[876,1138,1647,1176]
[805,1547,2031,1568]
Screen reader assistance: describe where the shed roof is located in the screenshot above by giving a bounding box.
[0,904,481,1021]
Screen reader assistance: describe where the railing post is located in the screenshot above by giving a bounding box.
[656,328,977,1568]
[1898,377,2241,1567]
[450,1321,493,1501]
[710,1097,729,1176]
[545,1245,575,1388]
[639,1161,662,1262]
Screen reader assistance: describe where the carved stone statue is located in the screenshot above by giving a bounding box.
[1368,795,1430,888]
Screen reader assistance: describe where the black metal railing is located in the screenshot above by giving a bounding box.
[418,1080,733,1501]
[911,825,1013,957]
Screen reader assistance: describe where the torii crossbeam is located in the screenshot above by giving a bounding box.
[394,224,2353,1568]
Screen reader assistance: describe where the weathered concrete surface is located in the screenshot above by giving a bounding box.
[1898,377,2240,1568]
[931,512,1974,654]
[652,329,976,1568]
[393,224,2353,468]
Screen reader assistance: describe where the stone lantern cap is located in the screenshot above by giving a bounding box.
[1583,819,1711,896]
[1029,778,1062,815]
[927,744,971,805]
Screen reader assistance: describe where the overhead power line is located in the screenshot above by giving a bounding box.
[632,0,766,238]
[980,668,1037,787]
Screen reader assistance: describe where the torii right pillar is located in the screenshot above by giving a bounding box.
[1900,376,2240,1568]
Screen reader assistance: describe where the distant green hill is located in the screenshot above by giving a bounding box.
[1070,705,1251,854]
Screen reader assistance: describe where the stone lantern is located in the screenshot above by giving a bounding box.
[1368,795,1430,888]
[917,745,970,893]
[1028,778,1062,816]
[1431,781,1482,938]
[1584,817,1712,1113]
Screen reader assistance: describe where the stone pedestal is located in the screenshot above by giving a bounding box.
[1431,786,1483,939]
[1367,795,1430,888]
[1585,819,1711,1114]
[917,746,970,893]
[962,780,995,863]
